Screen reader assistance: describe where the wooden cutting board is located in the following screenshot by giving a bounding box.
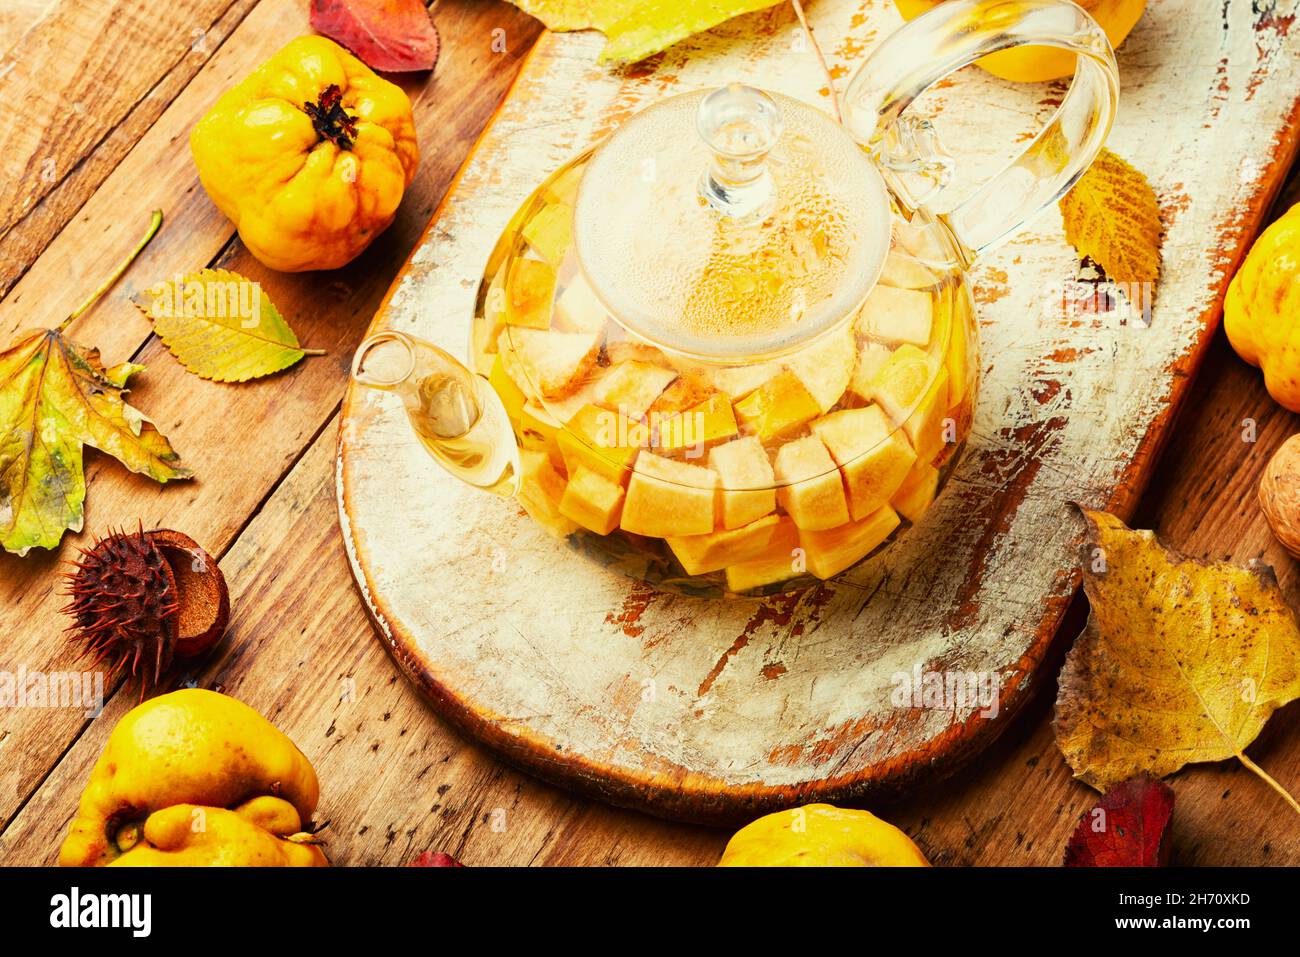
[337,0,1300,825]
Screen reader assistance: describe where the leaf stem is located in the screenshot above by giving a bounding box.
[59,210,164,333]
[300,348,328,356]
[1238,751,1300,816]
[790,0,840,124]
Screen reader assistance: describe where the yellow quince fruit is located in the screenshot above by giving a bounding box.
[1226,203,1300,413]
[718,803,931,867]
[59,688,327,867]
[893,0,1147,83]
[190,35,419,272]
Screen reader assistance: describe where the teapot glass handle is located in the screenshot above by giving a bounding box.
[844,0,1119,261]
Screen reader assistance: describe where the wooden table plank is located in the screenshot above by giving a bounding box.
[0,0,541,832]
[0,0,264,296]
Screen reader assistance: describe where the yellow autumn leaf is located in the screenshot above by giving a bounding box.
[137,269,323,383]
[1059,148,1163,287]
[1055,509,1300,813]
[509,0,631,32]
[508,0,787,65]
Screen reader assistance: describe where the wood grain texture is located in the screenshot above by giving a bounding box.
[0,0,542,832]
[339,1,1300,823]
[0,0,265,296]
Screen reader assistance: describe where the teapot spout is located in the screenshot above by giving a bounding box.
[351,331,519,496]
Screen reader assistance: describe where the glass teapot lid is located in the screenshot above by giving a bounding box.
[572,83,892,363]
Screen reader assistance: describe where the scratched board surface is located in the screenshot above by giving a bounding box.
[337,1,1300,823]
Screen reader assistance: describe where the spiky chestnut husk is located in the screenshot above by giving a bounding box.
[63,528,179,687]
[62,528,230,690]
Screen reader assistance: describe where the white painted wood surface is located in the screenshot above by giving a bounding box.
[337,1,1300,821]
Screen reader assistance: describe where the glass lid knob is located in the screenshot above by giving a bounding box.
[697,84,784,219]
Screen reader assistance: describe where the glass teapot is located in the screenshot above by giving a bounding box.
[350,0,1119,598]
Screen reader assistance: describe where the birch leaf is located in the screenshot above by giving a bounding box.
[137,269,322,383]
[1059,148,1163,287]
[0,329,190,555]
[1055,509,1300,813]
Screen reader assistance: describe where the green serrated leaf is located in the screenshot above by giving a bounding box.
[137,269,321,383]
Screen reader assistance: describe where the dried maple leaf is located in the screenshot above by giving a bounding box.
[0,330,190,556]
[0,211,189,556]
[136,269,324,383]
[1055,509,1300,813]
[1063,775,1174,867]
[1059,148,1163,288]
[509,0,787,65]
[310,0,441,72]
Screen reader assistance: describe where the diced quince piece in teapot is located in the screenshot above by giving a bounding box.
[553,272,611,335]
[785,324,856,412]
[718,803,929,867]
[799,505,901,580]
[505,258,557,330]
[538,364,616,425]
[933,302,969,406]
[810,405,917,521]
[734,369,822,442]
[709,435,777,529]
[498,327,602,401]
[891,461,940,524]
[774,436,851,531]
[654,393,739,454]
[559,465,625,535]
[519,400,563,460]
[848,342,894,403]
[605,338,669,366]
[596,361,677,419]
[879,253,939,291]
[557,404,646,486]
[869,344,950,464]
[701,362,781,401]
[648,371,717,415]
[521,203,572,267]
[668,514,795,576]
[856,285,933,347]
[621,453,718,538]
[724,532,804,594]
[517,449,578,538]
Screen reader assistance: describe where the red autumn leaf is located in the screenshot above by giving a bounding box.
[408,850,465,867]
[1063,775,1175,867]
[310,0,441,72]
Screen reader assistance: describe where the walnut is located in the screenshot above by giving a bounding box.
[1259,435,1300,558]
